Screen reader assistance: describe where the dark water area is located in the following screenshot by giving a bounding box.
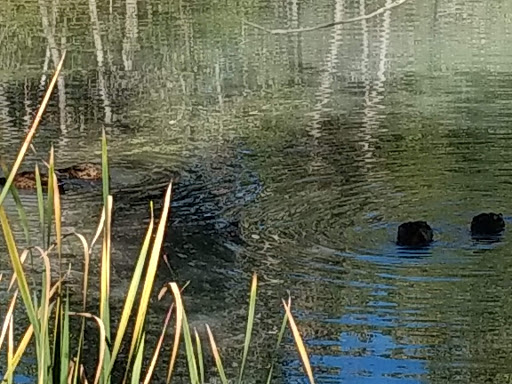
[2,0,512,382]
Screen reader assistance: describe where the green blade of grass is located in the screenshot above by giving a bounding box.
[0,162,31,247]
[7,249,30,291]
[72,232,91,383]
[125,182,173,380]
[163,283,198,384]
[238,273,257,384]
[60,294,71,384]
[100,196,113,381]
[194,328,204,384]
[206,324,228,384]
[266,305,289,384]
[0,53,65,207]
[182,310,199,384]
[69,232,93,384]
[164,283,183,384]
[108,203,155,375]
[99,199,113,322]
[0,207,39,335]
[70,312,106,384]
[131,334,145,384]
[35,165,45,245]
[2,324,34,382]
[7,325,14,384]
[72,232,91,312]
[52,172,62,267]
[51,295,62,384]
[0,291,18,351]
[2,267,63,380]
[7,316,13,384]
[143,302,173,384]
[38,252,52,384]
[283,299,315,384]
[101,129,110,205]
[98,142,113,384]
[45,149,55,249]
[89,205,106,253]
[68,206,105,382]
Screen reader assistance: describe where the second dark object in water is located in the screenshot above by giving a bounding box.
[397,221,434,247]
[470,212,505,236]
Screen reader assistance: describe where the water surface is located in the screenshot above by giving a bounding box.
[2,0,512,382]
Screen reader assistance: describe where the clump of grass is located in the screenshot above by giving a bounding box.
[0,56,316,383]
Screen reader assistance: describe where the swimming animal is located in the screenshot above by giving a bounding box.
[470,212,505,236]
[0,171,50,190]
[57,163,102,181]
[0,163,102,190]
[397,221,434,247]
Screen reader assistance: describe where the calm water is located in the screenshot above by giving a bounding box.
[2,0,512,382]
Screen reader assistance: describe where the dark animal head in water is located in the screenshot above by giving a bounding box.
[471,212,505,236]
[58,163,102,180]
[397,221,434,247]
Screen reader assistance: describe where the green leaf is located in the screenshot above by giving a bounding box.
[182,311,199,384]
[238,273,257,384]
[206,325,228,384]
[0,162,31,248]
[131,335,145,384]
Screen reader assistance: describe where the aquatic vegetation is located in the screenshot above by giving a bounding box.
[0,58,314,383]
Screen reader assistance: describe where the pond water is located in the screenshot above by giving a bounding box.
[2,0,512,383]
